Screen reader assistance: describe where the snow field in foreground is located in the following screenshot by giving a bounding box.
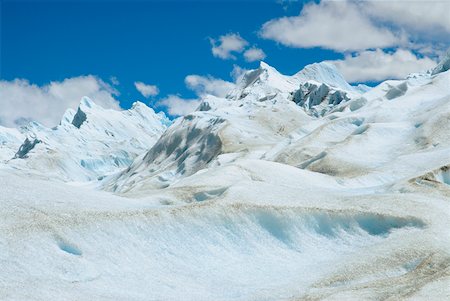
[1,202,424,301]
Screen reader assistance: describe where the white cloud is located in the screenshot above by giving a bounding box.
[243,47,266,62]
[260,1,401,52]
[158,74,236,116]
[328,49,437,83]
[0,76,120,128]
[158,95,201,116]
[364,1,450,39]
[261,0,450,55]
[210,33,249,60]
[185,75,235,98]
[134,81,159,97]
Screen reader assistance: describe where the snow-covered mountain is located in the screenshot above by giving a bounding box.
[1,54,450,300]
[2,97,170,181]
[104,61,364,193]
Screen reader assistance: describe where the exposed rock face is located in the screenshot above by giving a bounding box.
[14,138,41,159]
[292,82,350,116]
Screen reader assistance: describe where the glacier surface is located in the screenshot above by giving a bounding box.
[1,58,450,300]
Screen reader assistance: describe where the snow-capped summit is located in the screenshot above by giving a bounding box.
[227,61,300,100]
[293,62,355,92]
[7,97,170,181]
[228,60,359,109]
[105,60,367,192]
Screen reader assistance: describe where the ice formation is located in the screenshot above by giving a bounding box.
[1,54,450,300]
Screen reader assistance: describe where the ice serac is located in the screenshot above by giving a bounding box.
[292,62,360,116]
[8,97,170,181]
[431,48,450,75]
[292,82,351,117]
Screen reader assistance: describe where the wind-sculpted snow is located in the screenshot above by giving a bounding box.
[3,97,169,181]
[2,168,449,300]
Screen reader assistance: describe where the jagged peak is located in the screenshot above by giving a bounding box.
[131,101,147,109]
[129,101,171,125]
[60,108,76,126]
[259,61,279,73]
[78,96,101,111]
[230,61,294,95]
[129,101,158,116]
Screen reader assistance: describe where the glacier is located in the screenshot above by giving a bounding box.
[1,98,170,181]
[1,57,450,300]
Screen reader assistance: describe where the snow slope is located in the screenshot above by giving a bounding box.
[1,55,450,300]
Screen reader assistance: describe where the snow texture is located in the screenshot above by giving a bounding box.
[1,54,450,300]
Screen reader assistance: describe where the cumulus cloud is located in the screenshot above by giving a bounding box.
[260,1,401,52]
[0,76,120,128]
[210,33,249,60]
[261,0,450,55]
[243,47,266,62]
[134,81,159,97]
[158,74,236,116]
[364,1,450,40]
[328,49,437,83]
[185,75,235,98]
[158,95,201,116]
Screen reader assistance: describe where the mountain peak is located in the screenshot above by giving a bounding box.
[79,96,99,111]
[294,62,353,91]
[259,61,277,72]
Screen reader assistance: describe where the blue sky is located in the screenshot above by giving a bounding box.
[1,0,448,127]
[2,1,337,108]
